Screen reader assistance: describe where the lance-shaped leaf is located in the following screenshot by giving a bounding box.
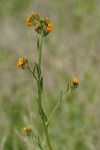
[60,90,63,103]
[40,108,48,124]
[33,64,36,74]
[66,81,71,92]
[40,77,43,94]
[43,111,48,125]
[34,63,41,77]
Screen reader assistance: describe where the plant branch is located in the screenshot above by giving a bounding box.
[28,65,38,81]
[47,89,71,124]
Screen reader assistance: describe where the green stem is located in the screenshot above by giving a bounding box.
[42,120,53,150]
[38,33,43,68]
[37,33,53,150]
[47,89,71,124]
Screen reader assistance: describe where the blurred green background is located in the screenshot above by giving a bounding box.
[0,0,100,150]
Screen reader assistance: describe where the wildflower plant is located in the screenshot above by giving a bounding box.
[18,13,78,150]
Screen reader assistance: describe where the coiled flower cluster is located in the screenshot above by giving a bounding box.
[26,13,54,36]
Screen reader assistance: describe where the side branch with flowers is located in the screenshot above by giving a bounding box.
[18,13,79,150]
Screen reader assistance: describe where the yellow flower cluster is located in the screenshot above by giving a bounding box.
[18,57,24,69]
[23,127,30,133]
[18,57,28,70]
[72,77,78,84]
[26,13,54,36]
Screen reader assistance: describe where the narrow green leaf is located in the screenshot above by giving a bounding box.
[67,83,70,92]
[43,111,48,123]
[33,65,36,74]
[34,63,41,76]
[37,136,41,145]
[37,38,39,51]
[34,132,37,140]
[67,81,72,92]
[60,90,62,103]
[40,108,48,123]
[40,77,43,93]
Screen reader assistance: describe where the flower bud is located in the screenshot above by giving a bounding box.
[71,77,79,89]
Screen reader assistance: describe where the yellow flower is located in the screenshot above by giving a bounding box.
[23,127,33,137]
[18,57,24,69]
[72,77,78,84]
[26,15,32,26]
[45,18,54,33]
[71,77,79,89]
[18,57,28,70]
[34,24,40,31]
[23,127,30,132]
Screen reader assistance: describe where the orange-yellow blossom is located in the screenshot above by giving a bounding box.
[34,24,40,31]
[72,77,78,84]
[18,57,28,70]
[23,127,30,132]
[45,18,54,33]
[18,57,24,69]
[26,15,32,26]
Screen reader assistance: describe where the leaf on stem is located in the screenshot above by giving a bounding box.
[40,77,43,94]
[33,65,36,74]
[34,63,41,77]
[37,38,39,52]
[66,81,71,92]
[43,112,48,125]
[41,108,48,124]
[37,136,41,145]
[34,134,44,150]
[60,90,62,103]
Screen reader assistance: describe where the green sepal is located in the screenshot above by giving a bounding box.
[71,83,79,89]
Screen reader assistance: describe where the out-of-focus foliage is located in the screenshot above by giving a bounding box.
[0,0,100,150]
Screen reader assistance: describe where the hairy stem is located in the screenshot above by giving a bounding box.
[38,33,43,68]
[37,33,53,150]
